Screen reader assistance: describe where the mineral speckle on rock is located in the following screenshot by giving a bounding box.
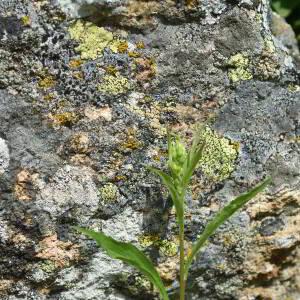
[0,0,299,299]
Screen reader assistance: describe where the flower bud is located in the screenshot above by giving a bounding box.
[168,137,187,178]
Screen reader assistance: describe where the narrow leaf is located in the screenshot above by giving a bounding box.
[147,166,184,224]
[182,142,205,189]
[74,227,169,300]
[185,177,271,277]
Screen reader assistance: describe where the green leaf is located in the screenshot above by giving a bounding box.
[182,141,205,190]
[74,227,169,300]
[271,0,298,17]
[185,177,271,277]
[147,166,184,225]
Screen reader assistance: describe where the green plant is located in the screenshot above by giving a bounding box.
[271,0,300,46]
[74,129,271,300]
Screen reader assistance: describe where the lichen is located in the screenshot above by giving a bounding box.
[197,126,238,181]
[99,183,119,203]
[159,240,178,257]
[138,234,178,257]
[138,234,160,248]
[117,40,129,53]
[69,58,83,68]
[39,260,57,273]
[68,20,114,60]
[98,73,131,95]
[21,15,31,27]
[227,53,253,83]
[38,76,56,89]
[49,112,78,127]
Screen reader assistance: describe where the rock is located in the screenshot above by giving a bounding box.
[0,137,9,174]
[0,0,299,299]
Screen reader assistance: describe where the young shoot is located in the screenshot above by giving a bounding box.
[74,129,271,300]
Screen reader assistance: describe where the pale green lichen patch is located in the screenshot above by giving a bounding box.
[158,240,178,257]
[98,73,131,95]
[198,126,238,181]
[99,183,119,202]
[138,234,178,257]
[227,53,253,83]
[68,20,114,60]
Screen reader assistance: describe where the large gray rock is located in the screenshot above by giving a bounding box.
[0,0,299,299]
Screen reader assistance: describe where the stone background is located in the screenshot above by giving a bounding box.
[0,0,299,299]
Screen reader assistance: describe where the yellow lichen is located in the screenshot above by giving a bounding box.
[128,51,141,58]
[136,41,145,49]
[98,73,130,95]
[105,65,118,76]
[197,126,238,181]
[38,76,56,89]
[21,15,31,26]
[69,59,83,68]
[49,112,78,127]
[227,53,253,83]
[43,93,55,101]
[99,183,119,202]
[68,20,114,60]
[117,40,129,53]
[138,234,160,248]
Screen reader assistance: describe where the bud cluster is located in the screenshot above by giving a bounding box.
[168,137,187,180]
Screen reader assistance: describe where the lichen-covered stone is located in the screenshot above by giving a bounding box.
[0,137,9,174]
[68,20,114,59]
[0,0,299,299]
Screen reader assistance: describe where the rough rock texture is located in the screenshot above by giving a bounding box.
[0,0,299,299]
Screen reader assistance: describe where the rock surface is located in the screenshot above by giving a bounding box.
[0,0,299,299]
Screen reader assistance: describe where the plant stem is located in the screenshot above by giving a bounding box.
[179,220,185,300]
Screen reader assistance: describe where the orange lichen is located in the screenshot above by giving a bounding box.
[15,170,35,201]
[36,234,80,268]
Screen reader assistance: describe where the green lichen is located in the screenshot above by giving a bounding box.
[98,73,131,95]
[99,183,119,203]
[138,234,160,248]
[68,20,114,60]
[39,260,57,273]
[159,240,178,257]
[288,84,300,92]
[227,53,253,83]
[139,234,178,257]
[198,126,238,181]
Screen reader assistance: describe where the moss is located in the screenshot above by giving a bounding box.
[99,183,119,203]
[68,20,114,60]
[197,126,238,181]
[227,53,253,83]
[38,76,56,89]
[98,73,131,95]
